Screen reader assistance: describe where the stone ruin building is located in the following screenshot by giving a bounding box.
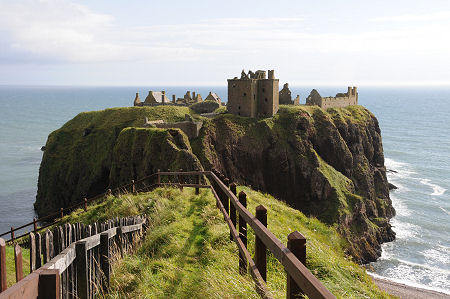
[279,83,300,105]
[144,114,203,139]
[205,92,222,105]
[133,90,223,107]
[306,87,358,109]
[227,69,279,118]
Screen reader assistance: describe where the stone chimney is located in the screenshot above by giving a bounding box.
[172,94,176,103]
[133,92,141,106]
[268,70,275,79]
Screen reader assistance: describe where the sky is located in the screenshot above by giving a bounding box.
[0,0,450,86]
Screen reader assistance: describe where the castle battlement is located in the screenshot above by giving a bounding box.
[227,69,279,118]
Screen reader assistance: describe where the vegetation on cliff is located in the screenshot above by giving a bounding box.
[60,187,393,298]
[36,104,395,263]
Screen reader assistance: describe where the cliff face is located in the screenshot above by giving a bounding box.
[192,105,395,263]
[35,105,395,263]
[34,106,201,216]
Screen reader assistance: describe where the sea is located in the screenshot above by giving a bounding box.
[0,85,448,293]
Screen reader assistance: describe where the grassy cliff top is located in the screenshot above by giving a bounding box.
[61,186,392,299]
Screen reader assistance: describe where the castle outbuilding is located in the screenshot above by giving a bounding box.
[134,91,170,106]
[306,87,358,109]
[227,70,279,118]
[279,83,300,105]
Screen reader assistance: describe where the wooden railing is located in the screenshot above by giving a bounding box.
[1,169,336,299]
[0,216,147,299]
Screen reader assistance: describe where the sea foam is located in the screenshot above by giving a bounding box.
[420,179,446,196]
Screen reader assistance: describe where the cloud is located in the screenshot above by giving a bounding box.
[0,0,450,86]
[371,11,450,22]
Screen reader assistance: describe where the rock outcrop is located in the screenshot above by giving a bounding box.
[35,104,395,264]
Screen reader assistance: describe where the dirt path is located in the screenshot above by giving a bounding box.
[371,276,450,299]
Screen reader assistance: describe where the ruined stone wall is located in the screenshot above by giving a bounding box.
[227,79,258,117]
[257,79,279,117]
[306,87,358,109]
[154,121,203,139]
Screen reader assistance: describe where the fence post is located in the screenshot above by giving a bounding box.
[43,230,50,264]
[238,191,247,275]
[35,233,42,268]
[286,231,306,299]
[229,183,237,241]
[14,244,23,282]
[167,169,171,184]
[117,226,124,258]
[33,217,38,232]
[76,241,88,299]
[131,180,136,194]
[84,198,88,212]
[60,208,64,219]
[0,238,6,292]
[179,169,183,190]
[10,227,14,243]
[39,269,60,299]
[157,169,161,186]
[223,178,230,215]
[29,232,36,273]
[195,171,200,195]
[100,232,110,292]
[255,205,267,281]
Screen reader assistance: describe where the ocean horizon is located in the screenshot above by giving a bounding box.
[0,85,448,294]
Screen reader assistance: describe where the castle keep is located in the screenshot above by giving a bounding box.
[306,87,358,109]
[227,70,279,118]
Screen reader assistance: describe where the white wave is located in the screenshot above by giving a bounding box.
[385,158,417,176]
[439,207,450,215]
[390,218,420,239]
[390,194,411,217]
[420,179,447,196]
[423,248,450,265]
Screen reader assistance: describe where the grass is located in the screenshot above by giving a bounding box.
[4,245,30,287]
[59,186,393,299]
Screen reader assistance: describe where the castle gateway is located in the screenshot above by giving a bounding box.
[227,70,279,118]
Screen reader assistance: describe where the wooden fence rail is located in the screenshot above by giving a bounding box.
[1,169,335,299]
[0,216,147,299]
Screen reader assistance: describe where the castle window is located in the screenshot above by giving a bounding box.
[262,88,265,92]
[254,94,256,100]
[265,98,268,102]
[238,106,241,110]
[243,92,247,97]
[233,84,236,88]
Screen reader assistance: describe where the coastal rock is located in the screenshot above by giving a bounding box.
[388,183,398,190]
[35,104,395,264]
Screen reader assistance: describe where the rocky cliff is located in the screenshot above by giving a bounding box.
[35,104,395,263]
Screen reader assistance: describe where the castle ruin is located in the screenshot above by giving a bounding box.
[227,70,279,118]
[306,87,358,109]
[279,83,300,105]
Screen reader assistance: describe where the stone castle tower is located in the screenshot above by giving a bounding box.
[227,69,279,117]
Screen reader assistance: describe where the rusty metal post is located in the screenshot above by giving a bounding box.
[84,198,88,212]
[287,231,306,299]
[60,208,63,219]
[238,191,247,275]
[0,238,6,292]
[39,269,60,299]
[255,205,267,281]
[14,244,23,282]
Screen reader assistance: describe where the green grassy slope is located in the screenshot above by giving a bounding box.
[61,187,393,299]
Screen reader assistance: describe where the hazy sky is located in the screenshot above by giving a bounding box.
[1,0,450,86]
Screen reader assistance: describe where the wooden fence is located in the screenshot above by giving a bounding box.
[1,169,336,299]
[0,216,147,299]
